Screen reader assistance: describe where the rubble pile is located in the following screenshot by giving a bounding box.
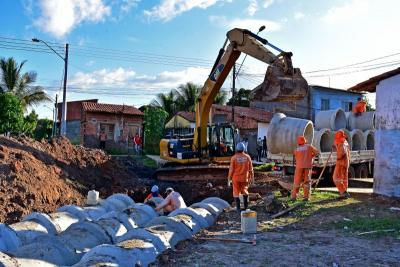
[0,136,137,224]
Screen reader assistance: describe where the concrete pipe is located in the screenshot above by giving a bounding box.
[22,211,80,235]
[364,130,375,150]
[190,202,219,219]
[315,108,347,131]
[267,113,314,154]
[169,207,210,228]
[170,214,202,235]
[99,211,138,231]
[348,112,375,131]
[350,129,366,151]
[117,228,171,253]
[100,194,135,212]
[145,217,192,247]
[0,251,57,267]
[201,197,230,211]
[73,240,158,267]
[0,221,48,253]
[57,205,90,220]
[124,203,159,227]
[312,128,333,152]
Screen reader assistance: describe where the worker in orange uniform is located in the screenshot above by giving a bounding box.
[353,97,367,116]
[228,142,254,212]
[333,130,351,199]
[291,136,319,202]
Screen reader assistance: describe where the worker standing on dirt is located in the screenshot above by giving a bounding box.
[353,97,367,116]
[99,130,107,150]
[155,187,186,214]
[228,142,254,212]
[145,185,163,201]
[333,130,351,199]
[291,136,319,202]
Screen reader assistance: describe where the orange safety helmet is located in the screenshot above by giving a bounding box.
[297,136,306,145]
[334,130,346,144]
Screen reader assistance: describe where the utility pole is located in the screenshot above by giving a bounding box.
[60,44,69,137]
[53,94,58,137]
[32,38,69,137]
[232,64,236,123]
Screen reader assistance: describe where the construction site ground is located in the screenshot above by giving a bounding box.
[1,136,400,266]
[156,192,400,266]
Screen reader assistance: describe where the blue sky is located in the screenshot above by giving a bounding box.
[1,0,399,118]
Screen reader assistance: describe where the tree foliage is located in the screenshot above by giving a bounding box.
[0,57,51,111]
[34,119,54,140]
[226,88,251,107]
[143,107,169,154]
[0,93,24,134]
[22,110,38,136]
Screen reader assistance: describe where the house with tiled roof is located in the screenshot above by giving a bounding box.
[57,99,143,149]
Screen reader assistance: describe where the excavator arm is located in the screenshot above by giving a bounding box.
[193,28,308,155]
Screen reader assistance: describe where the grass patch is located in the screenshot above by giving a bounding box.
[335,217,400,238]
[254,163,274,172]
[129,155,158,169]
[105,147,129,155]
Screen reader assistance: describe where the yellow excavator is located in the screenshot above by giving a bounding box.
[157,28,308,181]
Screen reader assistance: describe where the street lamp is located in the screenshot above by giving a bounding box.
[32,38,69,137]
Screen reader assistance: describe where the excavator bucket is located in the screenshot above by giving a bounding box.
[250,66,309,102]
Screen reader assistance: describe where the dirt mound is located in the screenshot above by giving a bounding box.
[0,136,137,224]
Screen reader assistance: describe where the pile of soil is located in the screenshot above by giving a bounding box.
[0,136,138,224]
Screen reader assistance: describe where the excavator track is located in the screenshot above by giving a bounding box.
[155,164,230,181]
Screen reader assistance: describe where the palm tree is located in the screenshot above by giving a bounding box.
[214,91,228,105]
[175,82,201,112]
[0,57,50,111]
[151,90,176,118]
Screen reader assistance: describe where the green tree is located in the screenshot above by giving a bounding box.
[214,91,228,105]
[226,88,251,107]
[143,107,169,155]
[22,110,38,136]
[175,82,201,112]
[0,57,51,111]
[34,119,54,140]
[0,93,24,134]
[151,90,176,119]
[364,96,375,111]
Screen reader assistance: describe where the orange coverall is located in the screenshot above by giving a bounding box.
[291,144,319,200]
[353,100,366,114]
[333,139,351,194]
[228,152,254,197]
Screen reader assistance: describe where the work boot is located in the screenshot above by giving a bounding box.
[243,195,249,210]
[235,197,241,212]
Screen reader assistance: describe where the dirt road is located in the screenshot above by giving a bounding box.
[157,192,400,266]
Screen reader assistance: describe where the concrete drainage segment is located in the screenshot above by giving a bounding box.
[364,130,374,150]
[347,112,375,131]
[267,113,314,154]
[71,197,228,267]
[315,108,347,131]
[0,194,135,254]
[312,128,333,152]
[350,129,366,151]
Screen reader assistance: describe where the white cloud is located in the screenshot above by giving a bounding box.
[294,11,305,20]
[34,0,111,38]
[247,0,258,16]
[262,0,274,8]
[209,16,281,32]
[322,0,368,24]
[69,66,210,90]
[144,0,229,22]
[120,0,140,13]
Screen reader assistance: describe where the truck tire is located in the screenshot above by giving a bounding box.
[355,164,369,178]
[348,166,355,179]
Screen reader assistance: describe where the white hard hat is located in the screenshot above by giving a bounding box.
[151,185,159,193]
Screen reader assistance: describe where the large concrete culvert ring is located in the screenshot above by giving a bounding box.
[312,128,333,152]
[350,129,365,151]
[348,112,375,131]
[364,130,375,150]
[315,108,347,131]
[267,113,314,154]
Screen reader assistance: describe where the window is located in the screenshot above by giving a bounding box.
[100,123,115,140]
[341,101,353,112]
[321,99,330,110]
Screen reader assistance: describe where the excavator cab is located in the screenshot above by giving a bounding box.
[207,123,235,160]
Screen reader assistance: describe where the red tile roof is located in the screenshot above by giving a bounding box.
[212,104,272,123]
[177,111,196,122]
[82,102,143,116]
[348,67,400,92]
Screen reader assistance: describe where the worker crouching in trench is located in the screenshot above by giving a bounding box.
[291,136,319,202]
[228,142,254,212]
